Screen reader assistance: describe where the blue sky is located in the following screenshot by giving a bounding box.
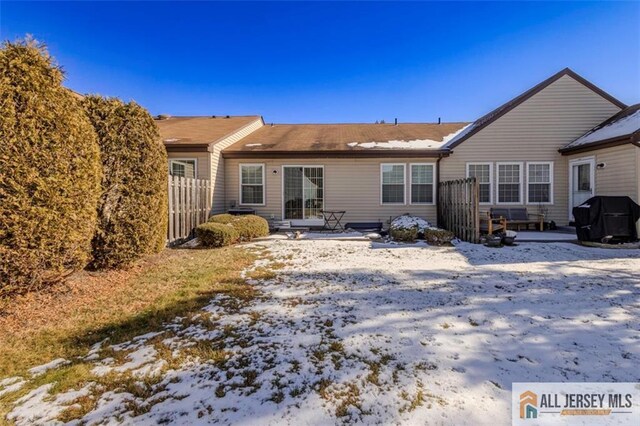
[2,1,639,123]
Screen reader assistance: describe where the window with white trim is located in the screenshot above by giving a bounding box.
[497,163,522,204]
[410,164,434,204]
[381,164,405,204]
[240,164,264,205]
[527,162,553,204]
[169,159,196,178]
[466,163,492,204]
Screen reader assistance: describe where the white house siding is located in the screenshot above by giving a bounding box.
[440,74,622,225]
[566,144,640,203]
[224,157,439,226]
[210,118,264,214]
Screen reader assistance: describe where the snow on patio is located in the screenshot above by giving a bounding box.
[6,240,640,425]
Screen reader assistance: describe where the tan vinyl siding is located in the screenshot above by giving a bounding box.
[225,157,438,225]
[167,152,210,180]
[567,145,640,203]
[210,118,264,214]
[440,74,622,225]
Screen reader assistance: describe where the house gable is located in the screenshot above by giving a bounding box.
[440,70,625,226]
[445,68,626,150]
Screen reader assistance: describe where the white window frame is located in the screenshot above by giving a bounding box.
[465,162,493,205]
[526,161,554,205]
[409,163,436,205]
[495,162,524,205]
[168,158,198,179]
[380,163,406,205]
[239,163,266,206]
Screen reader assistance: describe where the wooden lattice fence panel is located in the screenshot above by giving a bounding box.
[167,175,212,244]
[438,177,480,243]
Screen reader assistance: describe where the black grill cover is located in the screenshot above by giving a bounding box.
[573,196,640,242]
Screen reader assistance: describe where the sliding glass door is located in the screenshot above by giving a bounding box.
[283,166,324,221]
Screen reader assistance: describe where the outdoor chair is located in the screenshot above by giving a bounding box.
[480,211,507,234]
[490,207,545,231]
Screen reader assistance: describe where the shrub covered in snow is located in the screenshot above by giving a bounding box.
[423,229,455,245]
[389,214,454,244]
[390,227,418,242]
[196,223,239,247]
[390,215,434,233]
[389,214,434,242]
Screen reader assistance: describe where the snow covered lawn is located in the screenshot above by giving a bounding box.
[4,240,639,425]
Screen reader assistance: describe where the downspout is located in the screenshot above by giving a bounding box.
[435,153,444,226]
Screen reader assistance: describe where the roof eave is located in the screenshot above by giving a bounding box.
[559,134,636,155]
[165,143,213,153]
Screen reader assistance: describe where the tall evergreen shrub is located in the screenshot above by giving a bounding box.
[82,96,167,269]
[0,38,101,295]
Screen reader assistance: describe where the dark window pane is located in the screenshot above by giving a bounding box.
[383,184,404,203]
[411,184,433,203]
[479,184,491,203]
[241,185,263,204]
[498,183,520,203]
[528,184,550,203]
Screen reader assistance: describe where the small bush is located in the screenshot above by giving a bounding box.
[196,223,239,248]
[207,214,269,242]
[423,229,455,245]
[390,227,418,242]
[0,38,101,295]
[208,214,234,224]
[232,215,269,241]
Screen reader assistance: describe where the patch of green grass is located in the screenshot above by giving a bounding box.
[400,389,426,412]
[365,361,381,386]
[0,246,259,421]
[334,383,362,417]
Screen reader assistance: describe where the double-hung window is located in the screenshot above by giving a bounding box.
[410,163,434,204]
[240,164,265,205]
[527,162,553,204]
[381,164,405,204]
[496,162,523,204]
[466,163,492,204]
[169,159,196,178]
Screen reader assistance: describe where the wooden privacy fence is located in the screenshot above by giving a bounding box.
[438,178,480,243]
[167,175,212,244]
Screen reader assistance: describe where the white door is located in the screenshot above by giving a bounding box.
[569,158,595,220]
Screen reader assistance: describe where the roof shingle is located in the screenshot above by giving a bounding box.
[157,116,262,146]
[222,122,470,154]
